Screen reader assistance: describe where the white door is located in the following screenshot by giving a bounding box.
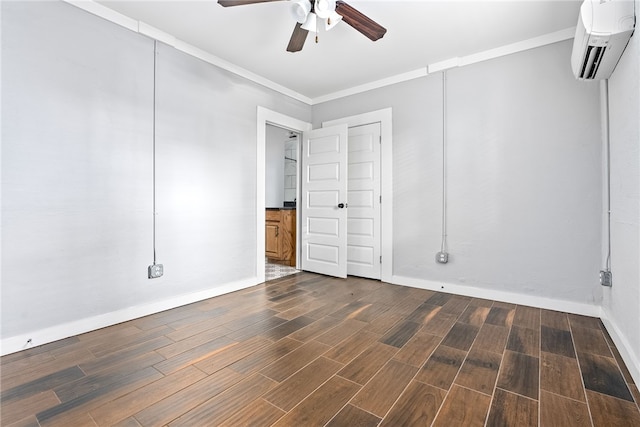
[347,123,381,279]
[300,125,348,278]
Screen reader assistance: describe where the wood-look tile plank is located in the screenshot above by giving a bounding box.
[423,311,458,337]
[586,390,640,427]
[513,305,540,330]
[78,337,171,375]
[165,321,229,345]
[472,323,509,354]
[1,366,85,403]
[350,359,418,417]
[37,366,163,427]
[539,390,591,427]
[469,297,494,307]
[217,399,285,427]
[111,417,143,427]
[325,404,381,427]
[486,388,538,427]
[152,336,235,375]
[458,306,490,327]
[567,313,602,330]
[168,373,276,426]
[492,301,516,310]
[431,385,491,427]
[363,311,404,335]
[541,325,576,358]
[287,315,341,342]
[541,309,570,330]
[88,326,173,358]
[314,318,368,346]
[276,299,327,321]
[485,306,515,328]
[454,347,502,395]
[337,342,397,385]
[1,391,60,426]
[379,320,421,348]
[132,367,243,426]
[578,352,633,401]
[260,340,331,382]
[379,380,446,427]
[440,296,471,316]
[540,352,586,401]
[496,351,539,399]
[328,301,372,320]
[261,316,316,341]
[506,325,539,356]
[392,329,441,367]
[323,331,381,364]
[572,326,612,357]
[89,365,206,426]
[224,316,289,341]
[194,336,271,374]
[263,357,343,411]
[272,376,360,427]
[157,326,232,359]
[426,292,453,306]
[440,322,479,351]
[228,337,302,375]
[406,303,441,325]
[7,415,49,427]
[415,345,466,390]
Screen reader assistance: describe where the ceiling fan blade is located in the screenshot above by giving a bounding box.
[218,0,283,7]
[287,23,308,52]
[335,1,387,42]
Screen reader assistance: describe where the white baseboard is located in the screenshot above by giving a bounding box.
[390,275,601,317]
[0,277,259,357]
[599,306,640,386]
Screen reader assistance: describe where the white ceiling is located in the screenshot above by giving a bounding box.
[97,0,582,99]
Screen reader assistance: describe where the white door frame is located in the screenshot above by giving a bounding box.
[257,107,312,283]
[323,108,393,283]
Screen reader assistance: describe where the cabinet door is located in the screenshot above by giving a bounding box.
[265,222,281,259]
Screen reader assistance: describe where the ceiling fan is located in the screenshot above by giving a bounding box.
[218,0,387,52]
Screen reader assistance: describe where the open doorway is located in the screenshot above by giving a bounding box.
[265,124,300,281]
[256,107,312,284]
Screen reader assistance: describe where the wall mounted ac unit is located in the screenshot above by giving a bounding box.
[571,0,635,80]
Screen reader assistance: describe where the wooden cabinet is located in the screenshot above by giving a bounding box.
[265,209,296,266]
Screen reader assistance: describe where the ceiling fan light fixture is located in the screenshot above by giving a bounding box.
[325,11,342,30]
[314,0,334,19]
[301,11,317,32]
[290,0,311,24]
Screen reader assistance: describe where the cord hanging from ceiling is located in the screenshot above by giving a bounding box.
[148,40,163,279]
[436,71,449,264]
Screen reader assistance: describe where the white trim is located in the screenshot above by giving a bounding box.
[391,275,601,318]
[323,108,393,283]
[312,68,428,105]
[314,27,577,104]
[0,277,258,356]
[256,107,312,280]
[62,0,312,105]
[600,306,640,386]
[63,0,575,106]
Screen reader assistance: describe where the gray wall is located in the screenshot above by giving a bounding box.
[1,1,310,340]
[313,40,603,306]
[605,0,640,381]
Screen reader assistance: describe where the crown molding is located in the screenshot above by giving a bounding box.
[64,1,575,107]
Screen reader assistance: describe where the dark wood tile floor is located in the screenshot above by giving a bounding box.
[2,272,640,426]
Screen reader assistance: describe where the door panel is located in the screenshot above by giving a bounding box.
[300,125,348,278]
[347,123,381,279]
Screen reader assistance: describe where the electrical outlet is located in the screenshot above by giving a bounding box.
[148,263,163,279]
[436,252,449,264]
[599,270,612,287]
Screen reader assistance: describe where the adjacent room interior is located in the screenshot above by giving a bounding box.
[2,0,639,425]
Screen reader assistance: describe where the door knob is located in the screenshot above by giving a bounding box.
[338,203,346,209]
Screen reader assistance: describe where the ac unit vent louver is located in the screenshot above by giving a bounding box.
[579,45,606,79]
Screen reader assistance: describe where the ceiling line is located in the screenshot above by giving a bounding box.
[64,0,575,107]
